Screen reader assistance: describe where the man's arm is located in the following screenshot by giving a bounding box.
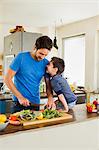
[44,77,56,109]
[4,68,30,106]
[58,94,69,112]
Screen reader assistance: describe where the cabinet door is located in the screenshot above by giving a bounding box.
[4,32,22,55]
[22,32,42,52]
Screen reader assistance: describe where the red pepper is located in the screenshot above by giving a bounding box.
[87,106,92,112]
[9,116,18,121]
[40,109,44,112]
[93,100,98,107]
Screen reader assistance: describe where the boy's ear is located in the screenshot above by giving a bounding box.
[55,67,58,73]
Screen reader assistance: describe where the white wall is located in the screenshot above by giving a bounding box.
[37,26,59,60]
[57,15,99,91]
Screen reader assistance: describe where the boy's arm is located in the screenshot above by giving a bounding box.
[58,94,69,112]
[44,77,56,109]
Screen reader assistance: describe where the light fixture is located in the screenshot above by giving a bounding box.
[53,22,58,50]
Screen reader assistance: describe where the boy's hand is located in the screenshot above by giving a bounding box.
[63,109,69,112]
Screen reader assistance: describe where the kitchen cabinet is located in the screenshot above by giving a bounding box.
[3,32,42,75]
[4,32,42,55]
[0,94,12,113]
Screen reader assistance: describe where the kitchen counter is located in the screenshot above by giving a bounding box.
[0,93,54,100]
[0,93,12,100]
[0,104,98,136]
[0,90,86,100]
[0,91,86,113]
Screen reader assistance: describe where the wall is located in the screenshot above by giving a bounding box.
[57,15,99,91]
[39,26,59,60]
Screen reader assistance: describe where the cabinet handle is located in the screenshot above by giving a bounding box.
[10,42,13,53]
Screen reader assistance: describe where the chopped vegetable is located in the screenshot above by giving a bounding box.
[42,109,62,119]
[9,116,18,121]
[19,110,36,121]
[9,109,63,123]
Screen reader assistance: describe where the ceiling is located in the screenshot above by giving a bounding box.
[0,0,99,27]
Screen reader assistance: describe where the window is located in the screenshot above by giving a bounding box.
[63,35,85,87]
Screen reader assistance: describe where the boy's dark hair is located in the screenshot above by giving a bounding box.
[35,36,52,51]
[51,57,65,74]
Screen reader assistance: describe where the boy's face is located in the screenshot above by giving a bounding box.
[47,61,57,76]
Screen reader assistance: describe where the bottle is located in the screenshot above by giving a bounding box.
[94,90,99,114]
[42,82,46,93]
[40,82,43,93]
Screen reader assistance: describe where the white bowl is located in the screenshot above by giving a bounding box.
[0,121,9,131]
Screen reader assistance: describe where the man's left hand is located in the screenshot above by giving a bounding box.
[46,97,56,109]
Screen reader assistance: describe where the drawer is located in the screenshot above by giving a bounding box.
[0,99,12,114]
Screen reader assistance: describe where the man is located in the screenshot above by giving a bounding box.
[4,36,55,112]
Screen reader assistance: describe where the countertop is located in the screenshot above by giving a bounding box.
[0,104,98,136]
[0,93,13,100]
[0,90,86,100]
[0,93,51,100]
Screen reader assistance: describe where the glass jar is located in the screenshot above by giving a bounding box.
[86,91,99,113]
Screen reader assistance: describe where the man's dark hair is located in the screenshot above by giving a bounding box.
[51,57,65,74]
[35,36,52,51]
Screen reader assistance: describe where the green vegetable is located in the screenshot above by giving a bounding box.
[42,109,62,119]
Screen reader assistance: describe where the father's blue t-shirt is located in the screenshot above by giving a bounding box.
[10,52,49,104]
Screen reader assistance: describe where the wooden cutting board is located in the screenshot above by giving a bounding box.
[22,113,73,127]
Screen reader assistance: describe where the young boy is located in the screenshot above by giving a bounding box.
[46,57,77,112]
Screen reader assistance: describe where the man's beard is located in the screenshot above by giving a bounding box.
[36,55,43,61]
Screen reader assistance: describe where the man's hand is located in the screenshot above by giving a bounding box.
[46,97,56,109]
[18,97,30,107]
[51,102,56,110]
